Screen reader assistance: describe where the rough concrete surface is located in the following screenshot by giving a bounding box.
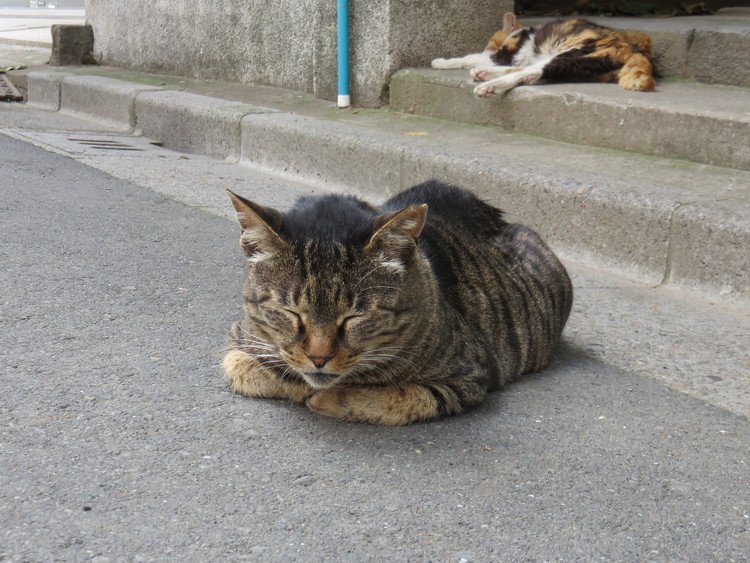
[24,69,67,110]
[0,44,49,72]
[390,70,750,171]
[84,0,512,107]
[0,10,84,49]
[49,24,93,66]
[2,115,750,560]
[134,90,278,160]
[59,75,162,131]
[689,28,750,87]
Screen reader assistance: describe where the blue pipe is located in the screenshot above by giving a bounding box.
[337,0,350,108]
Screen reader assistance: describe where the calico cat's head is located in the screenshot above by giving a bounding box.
[227,190,428,389]
[485,12,525,52]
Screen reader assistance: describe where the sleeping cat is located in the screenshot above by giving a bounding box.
[223,181,572,425]
[432,13,655,97]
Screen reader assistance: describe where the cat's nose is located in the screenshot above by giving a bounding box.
[306,354,334,369]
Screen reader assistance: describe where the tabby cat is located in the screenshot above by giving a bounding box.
[432,13,655,97]
[223,181,573,425]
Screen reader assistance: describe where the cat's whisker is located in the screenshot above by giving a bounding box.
[242,340,275,350]
[238,345,277,355]
[237,326,275,346]
[229,342,272,356]
[241,344,276,353]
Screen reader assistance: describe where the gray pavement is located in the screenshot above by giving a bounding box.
[0,44,48,71]
[0,7,83,69]
[1,105,749,561]
[0,8,84,48]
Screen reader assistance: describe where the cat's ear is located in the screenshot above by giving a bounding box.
[365,204,428,269]
[502,12,516,31]
[226,190,286,260]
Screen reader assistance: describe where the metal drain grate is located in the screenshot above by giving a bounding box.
[68,138,145,152]
[0,74,23,102]
[6,131,180,159]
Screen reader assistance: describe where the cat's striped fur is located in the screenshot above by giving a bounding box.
[224,181,572,425]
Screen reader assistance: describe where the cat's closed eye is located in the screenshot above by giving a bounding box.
[338,314,362,327]
[246,293,270,305]
[261,308,300,335]
[281,309,305,333]
[376,305,413,317]
[337,314,365,336]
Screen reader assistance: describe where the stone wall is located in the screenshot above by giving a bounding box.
[85,0,513,107]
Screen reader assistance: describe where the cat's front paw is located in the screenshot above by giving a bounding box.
[431,58,449,69]
[307,384,440,426]
[307,388,352,420]
[223,349,314,403]
[470,68,487,81]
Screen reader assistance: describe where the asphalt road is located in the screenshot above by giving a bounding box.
[1,132,749,561]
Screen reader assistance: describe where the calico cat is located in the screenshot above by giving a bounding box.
[432,13,655,97]
[223,181,572,425]
[472,17,655,96]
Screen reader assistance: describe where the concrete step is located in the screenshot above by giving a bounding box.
[523,12,750,88]
[12,68,750,305]
[390,70,750,172]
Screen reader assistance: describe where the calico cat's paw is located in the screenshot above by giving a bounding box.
[474,84,496,97]
[307,384,440,426]
[620,73,656,91]
[431,58,450,69]
[471,66,522,81]
[470,68,488,81]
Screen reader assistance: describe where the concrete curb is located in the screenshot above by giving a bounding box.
[669,200,750,298]
[60,75,162,131]
[134,90,279,160]
[25,70,68,111]
[237,111,750,300]
[390,69,750,172]
[689,29,750,87]
[18,73,750,303]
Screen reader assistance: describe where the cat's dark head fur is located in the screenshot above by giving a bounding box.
[227,190,429,390]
